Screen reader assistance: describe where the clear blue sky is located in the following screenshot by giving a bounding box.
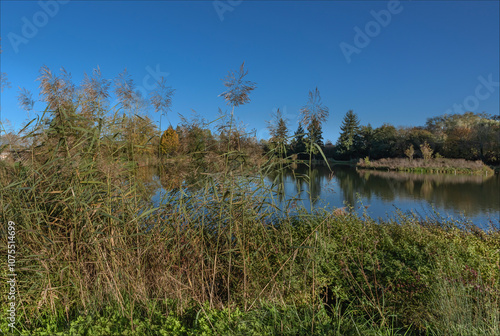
[1,0,499,142]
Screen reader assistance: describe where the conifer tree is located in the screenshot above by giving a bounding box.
[306,117,324,150]
[336,110,360,159]
[299,88,329,156]
[267,108,289,156]
[160,125,179,157]
[291,123,307,154]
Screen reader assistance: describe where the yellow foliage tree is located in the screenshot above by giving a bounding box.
[160,126,179,156]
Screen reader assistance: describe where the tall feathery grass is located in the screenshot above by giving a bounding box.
[0,66,499,335]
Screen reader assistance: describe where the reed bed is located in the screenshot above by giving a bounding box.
[0,73,500,336]
[1,109,499,335]
[358,157,494,175]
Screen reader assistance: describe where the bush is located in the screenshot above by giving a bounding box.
[420,142,434,161]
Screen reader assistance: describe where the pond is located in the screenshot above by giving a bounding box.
[265,164,499,229]
[146,164,499,229]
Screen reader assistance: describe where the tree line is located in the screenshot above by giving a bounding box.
[1,64,499,166]
[266,109,500,165]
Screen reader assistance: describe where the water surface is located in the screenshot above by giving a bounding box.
[266,165,499,229]
[146,164,500,229]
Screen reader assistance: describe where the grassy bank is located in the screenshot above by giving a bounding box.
[1,148,499,335]
[1,97,499,335]
[357,157,494,175]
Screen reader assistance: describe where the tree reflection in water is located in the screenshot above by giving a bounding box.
[355,169,499,217]
[144,163,499,227]
[270,164,499,224]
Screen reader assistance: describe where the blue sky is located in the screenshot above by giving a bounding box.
[1,0,499,142]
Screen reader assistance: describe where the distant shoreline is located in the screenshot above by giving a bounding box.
[356,157,495,175]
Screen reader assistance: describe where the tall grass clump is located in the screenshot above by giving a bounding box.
[1,66,499,335]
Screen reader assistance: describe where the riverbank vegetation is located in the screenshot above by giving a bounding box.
[1,64,499,335]
[331,110,499,165]
[357,157,494,175]
[3,67,499,172]
[1,133,499,335]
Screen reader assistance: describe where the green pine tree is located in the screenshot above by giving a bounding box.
[267,108,289,157]
[306,117,324,154]
[291,123,306,154]
[336,110,360,159]
[299,87,329,158]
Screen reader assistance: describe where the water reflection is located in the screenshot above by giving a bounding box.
[266,165,335,206]
[354,169,499,216]
[267,164,499,226]
[141,164,499,227]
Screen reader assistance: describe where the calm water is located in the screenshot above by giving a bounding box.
[147,165,499,229]
[265,165,499,229]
